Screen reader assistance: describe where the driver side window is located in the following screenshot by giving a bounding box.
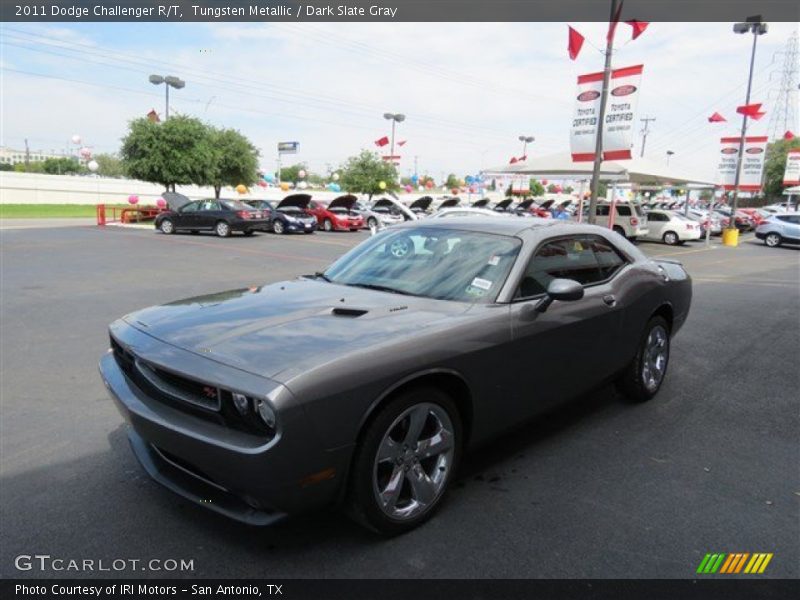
[180,201,200,213]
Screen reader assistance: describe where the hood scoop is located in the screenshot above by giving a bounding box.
[330,307,369,318]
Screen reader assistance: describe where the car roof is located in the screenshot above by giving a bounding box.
[392,216,618,239]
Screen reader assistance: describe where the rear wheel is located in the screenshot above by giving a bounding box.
[765,232,782,247]
[323,218,334,232]
[662,231,679,246]
[159,219,175,234]
[346,387,461,535]
[272,220,285,235]
[215,221,231,238]
[616,316,670,403]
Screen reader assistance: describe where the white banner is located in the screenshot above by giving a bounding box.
[571,64,643,162]
[783,149,800,186]
[718,136,768,192]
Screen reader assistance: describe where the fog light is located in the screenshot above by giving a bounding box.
[256,398,277,429]
[232,392,249,415]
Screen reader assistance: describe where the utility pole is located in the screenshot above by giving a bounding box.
[588,0,621,225]
[639,116,656,157]
[413,155,418,179]
[24,138,30,169]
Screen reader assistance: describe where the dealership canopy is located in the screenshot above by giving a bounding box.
[484,152,717,186]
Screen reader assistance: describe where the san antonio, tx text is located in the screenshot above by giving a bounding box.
[194,4,399,18]
[16,584,280,596]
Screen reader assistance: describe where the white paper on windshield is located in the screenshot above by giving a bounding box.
[471,277,493,291]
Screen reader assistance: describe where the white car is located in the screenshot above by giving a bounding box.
[642,209,702,245]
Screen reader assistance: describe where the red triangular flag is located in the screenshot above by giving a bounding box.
[397,140,407,147]
[708,112,727,123]
[751,111,767,121]
[519,155,527,162]
[784,130,795,140]
[568,26,585,60]
[509,157,518,164]
[626,20,649,40]
[374,136,389,147]
[736,103,762,117]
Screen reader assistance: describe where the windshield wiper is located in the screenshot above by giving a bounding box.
[313,272,331,282]
[345,282,414,296]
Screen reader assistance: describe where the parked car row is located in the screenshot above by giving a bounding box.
[754,212,800,247]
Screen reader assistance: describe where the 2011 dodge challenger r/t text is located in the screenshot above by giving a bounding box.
[99,218,691,534]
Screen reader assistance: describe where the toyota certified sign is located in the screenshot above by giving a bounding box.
[718,136,768,192]
[611,85,637,96]
[746,147,764,154]
[577,90,601,102]
[721,148,738,154]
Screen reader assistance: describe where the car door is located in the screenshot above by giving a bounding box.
[175,200,201,230]
[507,234,628,416]
[646,212,667,239]
[196,200,222,230]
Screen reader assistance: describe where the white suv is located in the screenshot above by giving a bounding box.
[580,202,649,240]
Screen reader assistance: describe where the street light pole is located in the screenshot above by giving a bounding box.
[149,74,186,121]
[666,150,675,166]
[588,0,621,225]
[518,135,534,158]
[383,112,406,165]
[729,18,767,228]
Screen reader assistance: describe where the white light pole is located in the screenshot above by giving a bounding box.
[149,75,186,120]
[383,112,406,160]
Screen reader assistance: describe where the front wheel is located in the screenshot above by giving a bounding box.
[346,387,462,535]
[215,221,231,238]
[765,232,782,247]
[159,219,175,234]
[367,217,378,230]
[616,316,670,403]
[272,220,285,235]
[323,218,334,232]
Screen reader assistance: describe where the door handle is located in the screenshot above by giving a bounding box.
[602,295,616,307]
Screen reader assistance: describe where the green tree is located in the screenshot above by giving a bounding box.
[529,179,545,196]
[0,163,12,171]
[763,138,800,199]
[445,173,460,189]
[339,150,399,199]
[94,153,126,178]
[546,183,558,194]
[42,157,83,175]
[13,161,44,173]
[120,116,215,190]
[205,127,259,198]
[279,163,307,184]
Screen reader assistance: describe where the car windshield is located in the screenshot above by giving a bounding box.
[323,227,521,303]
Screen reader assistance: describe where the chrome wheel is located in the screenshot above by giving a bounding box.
[215,221,230,237]
[272,220,284,234]
[642,325,669,392]
[160,219,174,234]
[765,233,781,247]
[389,238,412,258]
[323,219,333,232]
[663,231,678,245]
[372,403,454,521]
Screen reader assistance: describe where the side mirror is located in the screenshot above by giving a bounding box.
[535,278,584,313]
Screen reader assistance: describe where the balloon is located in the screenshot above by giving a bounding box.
[378,181,387,190]
[280,182,290,191]
[87,160,99,173]
[258,180,267,187]
[405,185,413,193]
[332,173,340,181]
[156,197,167,208]
[411,174,419,184]
[263,173,275,183]
[418,185,424,192]
[79,147,92,159]
[297,170,306,179]
[71,134,81,145]
[425,181,434,189]
[542,180,548,185]
[236,184,248,194]
[451,188,459,195]
[298,181,308,189]
[465,175,474,184]
[127,195,139,205]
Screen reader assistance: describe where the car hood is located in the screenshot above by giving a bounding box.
[410,197,433,211]
[372,197,417,221]
[472,198,491,208]
[328,194,358,210]
[494,199,514,210]
[439,197,461,209]
[276,194,312,210]
[123,279,471,381]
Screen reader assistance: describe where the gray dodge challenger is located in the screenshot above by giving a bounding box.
[100,218,691,534]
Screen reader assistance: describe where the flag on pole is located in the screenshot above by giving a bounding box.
[625,20,649,40]
[568,26,585,60]
[736,103,763,118]
[708,112,727,123]
[607,0,624,42]
[374,136,389,147]
[397,140,407,147]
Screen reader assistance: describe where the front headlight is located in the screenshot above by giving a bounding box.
[285,215,298,223]
[256,398,277,429]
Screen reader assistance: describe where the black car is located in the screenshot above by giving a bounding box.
[155,198,270,237]
[247,197,317,234]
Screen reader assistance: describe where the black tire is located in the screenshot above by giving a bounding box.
[612,225,626,238]
[159,218,175,234]
[662,231,679,246]
[346,387,462,535]
[323,218,334,232]
[244,230,255,236]
[190,230,199,235]
[764,232,782,247]
[616,316,670,403]
[272,220,285,235]
[367,217,378,230]
[215,221,231,238]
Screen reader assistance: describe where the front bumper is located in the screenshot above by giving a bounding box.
[285,220,317,233]
[99,326,350,524]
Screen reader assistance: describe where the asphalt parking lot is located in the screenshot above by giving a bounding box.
[1,223,798,579]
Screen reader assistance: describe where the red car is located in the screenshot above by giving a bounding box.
[738,208,768,228]
[308,196,365,231]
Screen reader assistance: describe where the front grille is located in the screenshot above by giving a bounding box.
[135,359,221,411]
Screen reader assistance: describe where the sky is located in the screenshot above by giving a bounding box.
[1,21,798,181]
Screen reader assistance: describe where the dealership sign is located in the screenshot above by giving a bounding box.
[571,64,643,162]
[783,149,800,186]
[718,136,768,191]
[277,141,299,154]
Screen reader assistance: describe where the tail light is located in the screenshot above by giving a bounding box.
[630,217,639,226]
[237,211,252,219]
